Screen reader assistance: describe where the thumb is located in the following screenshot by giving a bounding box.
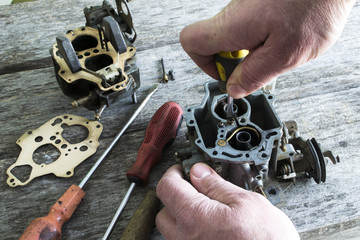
[190,163,247,205]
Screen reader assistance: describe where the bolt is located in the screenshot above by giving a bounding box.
[95,104,107,120]
[71,95,92,108]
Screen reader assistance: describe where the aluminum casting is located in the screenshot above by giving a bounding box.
[177,81,339,202]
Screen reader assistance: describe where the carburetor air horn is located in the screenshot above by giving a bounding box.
[50,0,140,119]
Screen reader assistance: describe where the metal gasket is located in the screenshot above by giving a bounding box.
[51,26,136,92]
[6,114,103,187]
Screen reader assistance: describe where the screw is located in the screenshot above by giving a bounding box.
[217,139,226,147]
[160,58,168,83]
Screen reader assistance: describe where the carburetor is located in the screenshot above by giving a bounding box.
[177,81,339,203]
[50,0,139,118]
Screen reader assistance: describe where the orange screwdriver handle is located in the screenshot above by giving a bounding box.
[127,101,183,186]
[20,185,85,240]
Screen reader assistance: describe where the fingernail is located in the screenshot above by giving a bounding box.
[228,84,247,99]
[191,163,212,179]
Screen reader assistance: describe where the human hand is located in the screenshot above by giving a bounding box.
[156,163,300,240]
[180,0,355,98]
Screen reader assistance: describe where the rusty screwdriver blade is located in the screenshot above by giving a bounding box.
[102,101,184,240]
[20,84,159,240]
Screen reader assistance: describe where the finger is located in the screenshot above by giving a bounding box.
[226,48,279,98]
[190,163,250,206]
[180,0,271,80]
[156,207,177,240]
[180,20,221,80]
[156,164,208,218]
[226,28,311,98]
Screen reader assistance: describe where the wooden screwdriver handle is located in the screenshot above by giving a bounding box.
[20,185,85,240]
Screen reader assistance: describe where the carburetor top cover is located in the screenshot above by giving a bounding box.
[50,0,140,114]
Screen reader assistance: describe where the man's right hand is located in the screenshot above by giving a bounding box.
[180,0,355,99]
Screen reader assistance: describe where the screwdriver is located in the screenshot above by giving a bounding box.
[215,50,249,120]
[102,101,184,240]
[20,84,159,240]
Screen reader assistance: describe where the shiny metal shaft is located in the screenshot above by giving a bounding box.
[102,182,136,240]
[227,95,234,120]
[78,84,160,188]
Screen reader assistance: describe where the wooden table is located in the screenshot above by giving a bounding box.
[1,0,359,239]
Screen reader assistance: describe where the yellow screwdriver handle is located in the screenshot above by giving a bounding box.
[215,50,249,92]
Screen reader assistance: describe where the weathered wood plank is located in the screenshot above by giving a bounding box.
[299,216,360,240]
[0,0,359,239]
[1,43,359,239]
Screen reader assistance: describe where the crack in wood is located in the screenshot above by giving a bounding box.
[0,57,53,75]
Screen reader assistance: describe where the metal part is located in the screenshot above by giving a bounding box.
[180,81,282,190]
[95,104,107,120]
[177,81,339,202]
[168,69,175,80]
[102,182,136,240]
[7,114,103,187]
[226,95,235,122]
[160,58,175,83]
[160,58,169,83]
[115,0,137,42]
[78,84,159,188]
[51,0,140,116]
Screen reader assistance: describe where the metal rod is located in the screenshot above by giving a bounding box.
[102,182,136,240]
[78,84,160,188]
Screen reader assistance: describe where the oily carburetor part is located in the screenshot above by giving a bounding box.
[177,81,338,201]
[50,0,140,112]
[181,81,282,191]
[7,114,103,187]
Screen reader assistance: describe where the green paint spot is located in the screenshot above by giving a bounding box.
[11,0,37,4]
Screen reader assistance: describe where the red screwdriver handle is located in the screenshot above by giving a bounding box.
[127,101,183,186]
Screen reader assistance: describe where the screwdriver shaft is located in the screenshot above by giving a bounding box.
[20,85,160,240]
[102,102,183,239]
[227,95,234,120]
[102,182,136,240]
[79,84,159,188]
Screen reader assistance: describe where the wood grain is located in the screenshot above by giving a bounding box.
[0,0,359,239]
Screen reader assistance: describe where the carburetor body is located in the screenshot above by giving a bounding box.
[178,81,338,202]
[50,0,139,113]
